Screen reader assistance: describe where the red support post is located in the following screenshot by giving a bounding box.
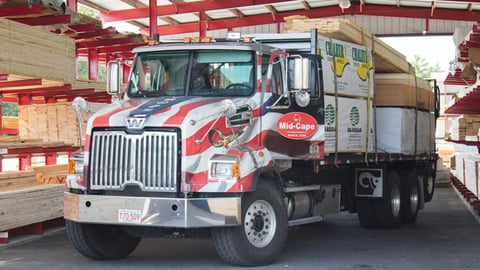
[149,0,158,39]
[122,63,131,84]
[18,94,30,105]
[67,0,77,12]
[88,48,98,81]
[0,156,3,172]
[19,154,31,171]
[45,153,57,165]
[199,11,206,38]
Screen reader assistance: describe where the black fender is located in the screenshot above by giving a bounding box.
[249,166,283,193]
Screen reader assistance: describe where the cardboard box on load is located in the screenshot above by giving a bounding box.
[324,95,374,153]
[318,36,374,98]
[375,73,434,112]
[376,108,435,155]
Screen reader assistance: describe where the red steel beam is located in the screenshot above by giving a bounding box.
[0,74,7,81]
[77,37,137,49]
[0,84,72,95]
[88,48,98,81]
[69,24,96,32]
[77,43,145,55]
[31,88,95,97]
[0,5,41,17]
[100,0,289,22]
[142,4,480,35]
[73,27,117,40]
[12,15,71,26]
[0,79,42,88]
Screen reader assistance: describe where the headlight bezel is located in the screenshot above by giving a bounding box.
[209,154,240,181]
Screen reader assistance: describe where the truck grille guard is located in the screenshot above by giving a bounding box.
[88,128,180,193]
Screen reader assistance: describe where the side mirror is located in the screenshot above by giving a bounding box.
[290,56,312,107]
[107,61,121,95]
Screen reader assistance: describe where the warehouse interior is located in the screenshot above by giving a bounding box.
[0,0,480,267]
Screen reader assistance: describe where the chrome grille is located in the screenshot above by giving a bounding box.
[89,130,179,192]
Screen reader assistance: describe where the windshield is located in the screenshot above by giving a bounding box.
[128,50,255,98]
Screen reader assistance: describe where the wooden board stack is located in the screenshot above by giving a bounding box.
[18,103,80,146]
[0,18,76,82]
[33,164,68,184]
[284,17,409,73]
[448,115,480,141]
[0,170,65,232]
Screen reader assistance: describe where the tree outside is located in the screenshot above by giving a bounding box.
[411,54,443,79]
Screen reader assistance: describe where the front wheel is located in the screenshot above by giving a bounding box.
[66,220,141,260]
[211,180,288,266]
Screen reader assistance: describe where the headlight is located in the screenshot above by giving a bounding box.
[68,152,85,175]
[209,155,240,180]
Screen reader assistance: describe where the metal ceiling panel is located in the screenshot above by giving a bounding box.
[272,1,305,12]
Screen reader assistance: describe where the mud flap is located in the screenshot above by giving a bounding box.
[355,168,384,198]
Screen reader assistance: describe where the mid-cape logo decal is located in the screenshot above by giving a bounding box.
[276,112,318,140]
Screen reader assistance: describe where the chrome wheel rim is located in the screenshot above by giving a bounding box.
[391,183,401,218]
[410,181,419,213]
[244,200,276,248]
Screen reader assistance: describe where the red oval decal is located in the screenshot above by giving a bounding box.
[276,112,318,140]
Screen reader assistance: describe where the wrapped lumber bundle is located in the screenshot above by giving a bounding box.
[0,171,36,188]
[375,73,435,111]
[0,18,76,82]
[33,164,68,184]
[463,154,480,198]
[284,17,410,73]
[376,108,435,155]
[447,115,480,141]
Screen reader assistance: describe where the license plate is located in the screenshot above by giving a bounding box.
[118,209,142,224]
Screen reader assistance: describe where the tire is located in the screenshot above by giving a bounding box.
[357,199,378,228]
[66,220,141,260]
[424,173,435,202]
[374,170,402,228]
[401,169,420,224]
[211,180,288,266]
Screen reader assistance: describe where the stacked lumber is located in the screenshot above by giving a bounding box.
[0,18,76,82]
[447,115,480,141]
[18,103,80,146]
[0,171,35,188]
[33,164,68,184]
[375,73,435,111]
[0,180,65,231]
[284,17,409,73]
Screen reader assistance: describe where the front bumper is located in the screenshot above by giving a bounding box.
[64,192,241,228]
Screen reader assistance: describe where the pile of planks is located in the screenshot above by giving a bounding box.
[448,115,480,141]
[0,170,65,231]
[18,102,80,146]
[33,164,68,184]
[0,18,76,82]
[284,17,409,73]
[452,153,480,199]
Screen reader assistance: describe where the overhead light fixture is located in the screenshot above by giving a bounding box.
[339,0,351,9]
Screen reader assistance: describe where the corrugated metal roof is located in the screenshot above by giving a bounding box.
[78,0,480,36]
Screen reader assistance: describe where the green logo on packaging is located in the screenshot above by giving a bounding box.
[325,104,335,125]
[352,48,367,63]
[350,106,360,126]
[325,41,344,57]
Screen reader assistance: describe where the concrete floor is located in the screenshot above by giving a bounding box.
[0,186,479,270]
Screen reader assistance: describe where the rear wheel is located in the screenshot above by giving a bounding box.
[211,180,287,266]
[401,169,420,224]
[66,220,141,260]
[374,170,402,228]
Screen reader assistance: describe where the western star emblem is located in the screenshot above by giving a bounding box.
[126,117,146,129]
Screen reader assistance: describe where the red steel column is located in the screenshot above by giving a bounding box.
[88,48,98,81]
[67,0,77,12]
[199,11,206,38]
[45,153,57,165]
[149,0,158,39]
[19,154,31,171]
